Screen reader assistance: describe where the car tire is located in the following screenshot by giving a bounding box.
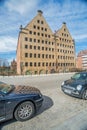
[82,89,87,100]
[14,101,35,121]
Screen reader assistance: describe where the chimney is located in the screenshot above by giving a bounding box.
[37,10,43,16]
[63,22,66,25]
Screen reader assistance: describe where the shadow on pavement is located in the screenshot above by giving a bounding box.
[0,95,53,130]
[36,95,54,115]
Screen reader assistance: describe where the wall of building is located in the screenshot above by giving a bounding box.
[17,10,75,75]
[76,50,87,70]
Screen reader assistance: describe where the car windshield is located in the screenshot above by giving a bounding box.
[72,73,87,80]
[0,82,13,94]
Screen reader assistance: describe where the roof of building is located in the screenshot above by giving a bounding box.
[77,50,87,57]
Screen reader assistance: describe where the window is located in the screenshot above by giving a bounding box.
[53,63,55,66]
[52,48,54,51]
[42,47,44,50]
[25,37,28,41]
[64,28,66,31]
[34,39,36,42]
[25,62,28,66]
[34,32,36,35]
[42,40,44,44]
[33,25,36,29]
[52,55,54,59]
[49,63,51,66]
[41,27,44,30]
[46,54,48,58]
[38,54,40,58]
[52,42,54,45]
[30,53,32,58]
[45,34,47,37]
[42,54,44,58]
[42,62,44,66]
[64,34,66,36]
[34,46,36,49]
[45,28,47,31]
[38,46,40,50]
[34,62,37,67]
[45,47,48,51]
[45,41,47,44]
[25,53,28,57]
[29,38,32,42]
[37,32,40,36]
[37,20,40,23]
[34,54,36,58]
[38,40,40,43]
[30,45,32,49]
[30,62,32,66]
[49,48,51,51]
[25,45,28,49]
[41,21,44,24]
[48,35,50,38]
[38,62,40,66]
[29,31,32,34]
[41,33,44,36]
[49,55,51,58]
[46,63,48,66]
[37,26,40,29]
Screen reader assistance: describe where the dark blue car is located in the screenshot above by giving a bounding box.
[0,82,43,122]
[61,72,87,99]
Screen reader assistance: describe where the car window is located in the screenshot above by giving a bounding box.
[0,83,13,94]
[72,73,80,80]
[72,73,87,80]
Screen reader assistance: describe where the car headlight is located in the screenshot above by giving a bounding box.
[76,85,82,91]
[39,93,42,98]
[61,81,64,86]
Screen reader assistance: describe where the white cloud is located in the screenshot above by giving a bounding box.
[74,34,87,41]
[0,36,17,52]
[1,0,87,54]
[5,0,40,15]
[41,0,87,38]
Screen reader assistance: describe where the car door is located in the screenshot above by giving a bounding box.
[0,94,6,121]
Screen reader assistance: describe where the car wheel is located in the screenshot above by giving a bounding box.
[14,101,35,121]
[82,89,87,100]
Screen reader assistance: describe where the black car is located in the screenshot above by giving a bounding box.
[0,82,43,122]
[61,72,87,99]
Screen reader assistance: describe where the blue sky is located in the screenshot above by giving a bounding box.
[0,0,87,63]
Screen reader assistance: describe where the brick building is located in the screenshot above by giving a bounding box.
[17,10,75,75]
[76,50,87,70]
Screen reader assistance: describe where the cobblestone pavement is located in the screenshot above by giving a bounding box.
[0,73,87,130]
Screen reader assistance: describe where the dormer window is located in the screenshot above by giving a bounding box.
[41,21,44,24]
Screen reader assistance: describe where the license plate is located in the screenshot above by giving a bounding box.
[64,89,71,94]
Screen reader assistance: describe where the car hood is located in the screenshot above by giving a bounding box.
[65,79,85,86]
[12,85,41,95]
